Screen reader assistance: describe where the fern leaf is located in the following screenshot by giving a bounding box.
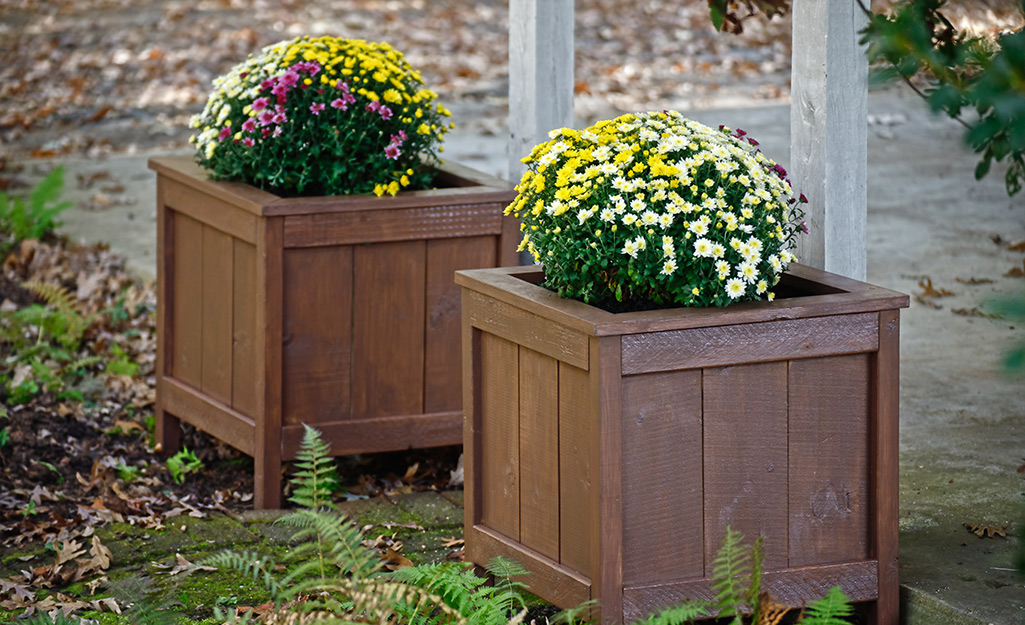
[20,280,92,349]
[800,586,853,625]
[710,526,751,622]
[746,535,765,614]
[551,599,600,625]
[289,424,340,509]
[200,549,284,601]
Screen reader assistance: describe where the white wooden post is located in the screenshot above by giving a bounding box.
[508,0,574,182]
[790,0,868,280]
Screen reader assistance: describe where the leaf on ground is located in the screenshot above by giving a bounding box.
[1008,240,1025,251]
[152,553,217,576]
[952,307,1000,318]
[963,522,1007,538]
[914,295,943,309]
[918,277,955,297]
[1006,261,1025,278]
[440,537,464,548]
[87,535,111,570]
[955,277,994,285]
[381,547,413,571]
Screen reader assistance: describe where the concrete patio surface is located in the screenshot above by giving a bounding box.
[16,87,1025,624]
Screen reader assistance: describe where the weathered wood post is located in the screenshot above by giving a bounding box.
[791,0,869,280]
[508,0,574,182]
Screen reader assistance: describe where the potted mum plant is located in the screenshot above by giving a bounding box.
[456,111,908,624]
[149,36,518,508]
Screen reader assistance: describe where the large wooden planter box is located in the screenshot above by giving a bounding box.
[150,156,518,508]
[457,265,909,624]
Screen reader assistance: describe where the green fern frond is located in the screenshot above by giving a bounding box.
[710,526,751,623]
[20,280,94,350]
[746,534,765,615]
[551,599,600,625]
[200,549,285,601]
[324,577,468,625]
[800,586,853,625]
[289,423,340,509]
[67,354,104,372]
[631,600,709,625]
[484,556,528,581]
[390,561,487,616]
[276,508,380,583]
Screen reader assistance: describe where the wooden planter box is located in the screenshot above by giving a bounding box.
[150,156,518,508]
[457,265,909,624]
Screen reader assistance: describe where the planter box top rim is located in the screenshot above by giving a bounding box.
[456,264,909,337]
[149,155,515,217]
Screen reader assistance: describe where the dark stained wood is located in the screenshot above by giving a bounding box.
[788,355,870,566]
[621,560,880,623]
[171,212,203,389]
[518,347,560,560]
[282,246,353,425]
[280,412,462,459]
[558,361,594,577]
[469,525,591,609]
[282,203,505,247]
[163,177,261,243]
[463,300,484,538]
[424,236,495,413]
[254,216,284,509]
[702,362,790,571]
[594,335,625,622]
[149,157,280,216]
[621,313,878,374]
[231,240,257,416]
[162,378,255,455]
[870,310,901,625]
[480,332,520,541]
[200,225,234,405]
[465,289,589,369]
[621,370,704,585]
[499,215,522,267]
[352,240,426,419]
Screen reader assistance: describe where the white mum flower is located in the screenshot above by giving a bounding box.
[641,211,658,226]
[738,262,758,283]
[725,278,746,299]
[600,207,616,223]
[661,259,677,275]
[622,239,640,258]
[693,238,715,258]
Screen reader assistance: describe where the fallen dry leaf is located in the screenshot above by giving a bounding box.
[1008,240,1025,252]
[955,277,994,285]
[918,277,955,298]
[964,522,1007,538]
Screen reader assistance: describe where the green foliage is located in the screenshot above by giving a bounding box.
[711,526,753,623]
[19,281,95,351]
[0,166,73,254]
[990,292,1025,373]
[106,576,181,625]
[17,611,81,625]
[860,0,1025,196]
[800,586,854,625]
[706,1,791,34]
[629,601,708,625]
[166,447,203,484]
[288,423,340,509]
[105,343,139,376]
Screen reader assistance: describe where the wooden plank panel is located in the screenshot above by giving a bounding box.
[424,236,496,413]
[231,240,258,417]
[621,313,878,374]
[870,309,901,625]
[621,370,704,585]
[469,525,590,610]
[280,411,461,460]
[466,290,589,370]
[162,378,255,455]
[352,240,426,419]
[163,178,259,243]
[171,212,203,388]
[594,336,624,622]
[254,216,284,509]
[480,332,520,540]
[622,560,879,623]
[558,361,594,576]
[201,225,234,405]
[788,354,870,566]
[155,179,181,454]
[283,202,504,247]
[703,362,789,571]
[518,347,560,560]
[282,246,353,425]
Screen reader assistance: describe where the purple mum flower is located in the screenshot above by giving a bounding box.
[252,97,270,111]
[379,106,393,121]
[310,102,325,115]
[242,118,257,132]
[241,137,255,147]
[384,144,401,159]
[258,110,275,126]
[330,98,348,111]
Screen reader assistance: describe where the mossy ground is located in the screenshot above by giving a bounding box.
[0,491,470,624]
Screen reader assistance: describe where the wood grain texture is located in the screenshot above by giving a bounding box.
[465,289,589,369]
[480,332,520,540]
[558,361,594,577]
[463,305,484,535]
[621,313,878,374]
[254,217,284,509]
[148,157,278,216]
[162,378,256,455]
[870,309,901,625]
[703,362,789,571]
[282,203,504,247]
[352,240,426,419]
[282,246,353,425]
[517,347,560,560]
[163,178,259,243]
[231,240,257,417]
[171,212,203,389]
[621,370,704,585]
[594,336,624,622]
[788,354,870,566]
[621,560,879,623]
[155,179,180,454]
[280,412,461,459]
[424,236,496,413]
[469,525,591,610]
[201,225,234,405]
[499,216,522,267]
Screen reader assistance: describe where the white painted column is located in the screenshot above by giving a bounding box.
[508,0,574,182]
[790,0,869,279]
